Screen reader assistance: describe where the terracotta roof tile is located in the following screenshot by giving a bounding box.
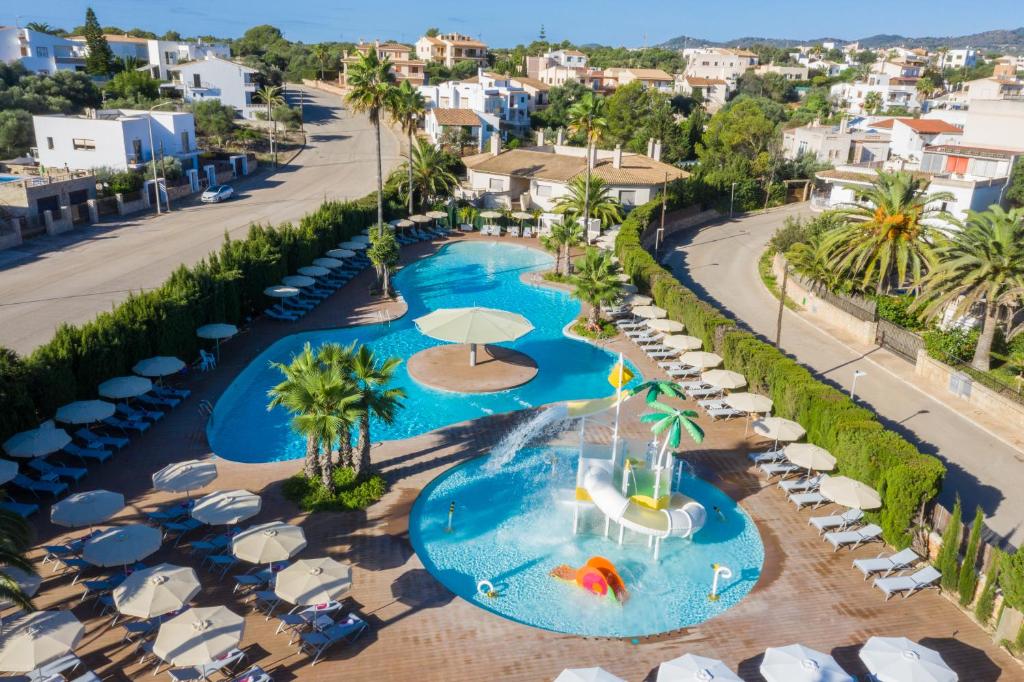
[430,108,481,126]
[464,148,688,186]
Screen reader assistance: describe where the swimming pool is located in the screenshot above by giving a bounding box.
[208,241,641,463]
[0,174,22,184]
[410,447,765,637]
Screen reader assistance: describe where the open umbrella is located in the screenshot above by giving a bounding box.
[232,522,307,565]
[282,275,316,289]
[647,319,685,333]
[632,305,667,319]
[0,459,17,485]
[0,566,41,609]
[325,249,355,260]
[859,637,957,682]
[133,356,186,378]
[426,210,448,220]
[338,240,367,251]
[511,211,533,221]
[389,219,413,229]
[3,422,71,459]
[820,475,882,510]
[196,323,238,361]
[663,335,703,352]
[0,610,83,672]
[83,524,162,567]
[274,557,353,606]
[409,214,431,224]
[679,351,723,369]
[264,285,300,299]
[555,668,626,682]
[298,265,330,278]
[313,257,345,269]
[55,400,115,425]
[51,490,125,528]
[657,653,742,682]
[191,489,261,526]
[153,460,218,495]
[725,392,773,414]
[701,370,745,390]
[415,306,534,367]
[479,210,502,219]
[114,564,201,619]
[623,294,652,306]
[154,606,244,666]
[761,644,853,682]
[752,417,805,443]
[784,444,836,472]
[98,376,153,400]
[349,234,371,244]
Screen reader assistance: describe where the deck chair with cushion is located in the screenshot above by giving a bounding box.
[854,548,920,579]
[116,403,163,423]
[789,491,827,509]
[28,458,87,483]
[298,615,368,665]
[228,666,271,682]
[809,508,864,534]
[747,448,785,464]
[75,428,128,450]
[707,407,745,421]
[0,500,38,518]
[874,565,941,601]
[167,648,246,682]
[154,385,190,400]
[759,461,799,479]
[12,473,68,499]
[265,306,301,322]
[63,443,112,464]
[779,474,824,493]
[101,416,149,433]
[138,392,179,409]
[825,523,883,551]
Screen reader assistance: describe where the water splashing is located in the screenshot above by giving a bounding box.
[485,406,569,471]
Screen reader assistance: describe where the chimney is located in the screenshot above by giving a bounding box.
[537,128,546,147]
[556,128,564,145]
[478,66,484,80]
[652,139,662,162]
[613,144,622,169]
[490,134,501,156]
[646,138,655,157]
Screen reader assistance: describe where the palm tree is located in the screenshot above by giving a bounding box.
[786,232,846,293]
[554,175,624,230]
[391,138,458,211]
[346,49,398,233]
[310,43,330,81]
[255,85,285,165]
[348,345,406,476]
[267,344,329,482]
[25,22,57,35]
[825,170,953,293]
[0,508,36,611]
[862,91,883,115]
[540,219,584,276]
[573,247,622,326]
[390,80,427,214]
[566,92,608,234]
[914,206,1024,371]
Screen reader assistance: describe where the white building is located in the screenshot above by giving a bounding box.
[546,49,588,69]
[414,32,488,68]
[937,48,979,70]
[0,26,84,74]
[65,33,229,80]
[168,56,260,119]
[419,70,530,146]
[682,47,759,90]
[754,63,809,81]
[525,52,605,91]
[873,117,963,167]
[602,67,675,93]
[782,120,891,164]
[674,75,728,112]
[831,73,921,115]
[33,109,199,172]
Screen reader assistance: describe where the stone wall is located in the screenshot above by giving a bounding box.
[914,351,1024,425]
[302,79,346,96]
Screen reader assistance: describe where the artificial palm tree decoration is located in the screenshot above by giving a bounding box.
[826,170,953,293]
[346,49,398,232]
[540,219,584,276]
[390,139,458,211]
[566,92,609,234]
[390,80,427,214]
[629,379,686,405]
[573,247,622,327]
[348,345,406,476]
[640,399,705,506]
[255,85,285,165]
[554,175,624,229]
[0,508,36,611]
[914,206,1024,371]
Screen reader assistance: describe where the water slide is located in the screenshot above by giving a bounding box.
[582,467,706,539]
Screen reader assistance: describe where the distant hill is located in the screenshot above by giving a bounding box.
[658,27,1024,53]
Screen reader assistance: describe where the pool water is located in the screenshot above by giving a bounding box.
[208,241,641,463]
[0,174,22,183]
[410,447,765,637]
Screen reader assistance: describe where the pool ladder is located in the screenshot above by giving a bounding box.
[376,310,392,326]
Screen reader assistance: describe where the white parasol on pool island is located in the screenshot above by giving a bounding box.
[414,306,534,367]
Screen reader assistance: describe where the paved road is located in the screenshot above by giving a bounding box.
[664,205,1024,546]
[0,86,400,355]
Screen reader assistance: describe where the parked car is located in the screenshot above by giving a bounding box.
[201,185,234,203]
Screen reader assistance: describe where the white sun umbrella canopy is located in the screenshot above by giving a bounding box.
[657,653,742,682]
[680,351,723,369]
[3,422,72,459]
[232,522,307,565]
[282,275,316,289]
[275,557,353,606]
[114,564,201,619]
[133,356,186,378]
[511,211,533,221]
[196,323,237,342]
[761,644,854,682]
[154,606,244,667]
[325,249,355,260]
[647,319,685,333]
[55,399,115,425]
[264,285,300,299]
[624,293,653,306]
[98,375,153,400]
[820,475,882,510]
[83,524,162,567]
[725,392,774,414]
[555,668,626,682]
[349,234,371,243]
[415,306,534,367]
[701,369,746,390]
[632,305,667,320]
[0,610,84,672]
[51,490,125,528]
[0,459,17,485]
[426,210,448,220]
[298,265,330,278]
[479,209,503,219]
[859,637,957,682]
[389,219,413,229]
[409,214,431,224]
[752,417,805,442]
[314,257,345,269]
[784,444,837,472]
[153,459,218,494]
[0,567,42,609]
[338,240,367,250]
[191,489,261,526]
[663,335,703,352]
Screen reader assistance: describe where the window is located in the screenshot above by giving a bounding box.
[46,137,54,150]
[488,178,503,191]
[535,184,552,197]
[72,138,95,151]
[619,190,637,205]
[970,158,997,177]
[35,46,49,58]
[193,74,202,88]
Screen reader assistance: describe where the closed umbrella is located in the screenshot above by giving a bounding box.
[0,459,17,485]
[3,423,71,459]
[623,294,652,306]
[555,668,626,682]
[647,319,685,333]
[632,305,667,319]
[154,606,244,667]
[784,444,836,472]
[725,392,773,414]
[298,265,330,277]
[133,356,186,378]
[820,475,882,510]
[264,285,300,299]
[859,637,957,682]
[338,240,367,251]
[663,335,703,352]
[701,369,745,390]
[51,490,125,528]
[274,557,353,606]
[657,653,742,682]
[98,376,153,400]
[760,644,853,682]
[415,307,534,367]
[313,257,345,269]
[326,249,355,259]
[0,566,41,609]
[153,460,218,495]
[679,351,723,369]
[114,564,201,619]
[196,323,238,361]
[55,400,115,425]
[282,275,316,289]
[0,610,83,672]
[232,522,307,565]
[752,417,805,443]
[83,524,162,567]
[191,489,261,526]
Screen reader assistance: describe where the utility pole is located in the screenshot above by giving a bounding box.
[775,264,788,346]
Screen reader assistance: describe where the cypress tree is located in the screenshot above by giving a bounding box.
[82,8,114,76]
[936,497,963,592]
[958,507,985,605]
[975,548,1002,625]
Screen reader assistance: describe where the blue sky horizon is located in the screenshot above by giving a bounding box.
[6,1,1021,46]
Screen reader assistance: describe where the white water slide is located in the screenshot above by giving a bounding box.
[582,467,707,539]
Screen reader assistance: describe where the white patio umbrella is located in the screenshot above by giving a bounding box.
[349,234,371,243]
[0,610,84,672]
[98,376,153,400]
[152,459,218,495]
[760,644,853,682]
[338,240,367,251]
[647,319,685,333]
[784,444,836,472]
[133,356,186,378]
[154,606,244,667]
[820,475,882,510]
[55,400,115,425]
[663,335,703,352]
[114,564,201,619]
[632,305,667,320]
[313,257,345,269]
[679,351,723,369]
[3,422,71,459]
[232,522,307,565]
[191,489,261,526]
[479,210,503,219]
[725,392,773,414]
[0,459,17,485]
[623,294,653,306]
[389,219,413,229]
[657,653,742,682]
[83,524,162,567]
[298,265,330,278]
[415,307,534,367]
[326,249,355,259]
[752,417,805,443]
[0,567,42,609]
[701,369,746,390]
[409,214,431,224]
[264,285,300,299]
[511,211,533,221]
[859,637,957,682]
[51,490,125,528]
[274,557,353,606]
[282,275,316,288]
[196,323,238,361]
[555,668,626,682]
[426,210,449,220]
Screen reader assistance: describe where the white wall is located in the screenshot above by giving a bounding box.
[961,99,1024,150]
[173,58,257,117]
[0,28,83,74]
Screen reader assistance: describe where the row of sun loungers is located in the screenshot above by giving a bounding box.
[396,223,449,245]
[479,224,534,238]
[264,253,371,322]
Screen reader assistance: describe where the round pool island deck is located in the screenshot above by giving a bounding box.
[407,344,538,393]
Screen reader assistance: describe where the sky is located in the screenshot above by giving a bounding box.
[8,0,1021,46]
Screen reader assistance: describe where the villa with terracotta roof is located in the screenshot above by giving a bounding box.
[419,70,530,149]
[682,46,760,90]
[674,74,729,112]
[340,40,426,87]
[602,67,675,93]
[525,51,605,92]
[414,32,488,68]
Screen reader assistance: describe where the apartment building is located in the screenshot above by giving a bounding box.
[754,63,809,81]
[525,51,605,91]
[341,41,426,87]
[937,48,979,70]
[0,26,84,74]
[831,73,921,114]
[682,47,759,88]
[674,75,729,112]
[414,32,488,68]
[168,56,260,119]
[419,70,530,147]
[602,67,674,93]
[782,120,890,164]
[65,34,229,79]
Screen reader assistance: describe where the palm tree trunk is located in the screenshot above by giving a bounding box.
[355,415,372,476]
[971,301,998,372]
[564,243,571,276]
[304,435,320,481]
[589,301,601,326]
[583,142,592,236]
[407,129,415,214]
[338,431,353,468]
[374,114,384,232]
[319,451,336,494]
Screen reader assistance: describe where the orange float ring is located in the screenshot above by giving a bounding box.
[575,566,609,597]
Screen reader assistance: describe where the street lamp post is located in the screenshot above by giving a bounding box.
[851,370,867,401]
[147,101,175,215]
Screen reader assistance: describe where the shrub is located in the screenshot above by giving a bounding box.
[975,549,1003,625]
[936,498,962,592]
[571,317,617,339]
[958,506,984,606]
[874,294,925,331]
[109,170,144,195]
[1001,551,1024,611]
[924,327,979,365]
[282,466,388,512]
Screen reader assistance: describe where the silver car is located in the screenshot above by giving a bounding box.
[201,185,234,203]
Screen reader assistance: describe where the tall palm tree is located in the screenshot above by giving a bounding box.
[566,92,608,234]
[267,343,329,482]
[573,247,622,326]
[862,91,883,115]
[310,43,330,81]
[346,49,398,233]
[390,138,458,210]
[914,206,1024,371]
[825,170,953,293]
[390,80,427,214]
[0,508,36,611]
[540,219,584,276]
[554,175,624,230]
[348,345,406,476]
[255,85,285,165]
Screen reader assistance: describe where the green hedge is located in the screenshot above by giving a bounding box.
[616,182,945,548]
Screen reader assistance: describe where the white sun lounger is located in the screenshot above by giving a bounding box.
[707,407,744,421]
[748,448,785,464]
[646,348,678,359]
[688,386,724,399]
[809,508,864,534]
[825,523,883,551]
[789,491,827,509]
[760,462,799,479]
[874,565,941,600]
[667,366,701,378]
[779,474,824,492]
[854,548,920,579]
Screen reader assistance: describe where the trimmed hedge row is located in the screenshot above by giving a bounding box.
[616,185,945,548]
[0,195,379,444]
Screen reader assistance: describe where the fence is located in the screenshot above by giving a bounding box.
[808,281,877,322]
[876,319,926,361]
[96,196,118,217]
